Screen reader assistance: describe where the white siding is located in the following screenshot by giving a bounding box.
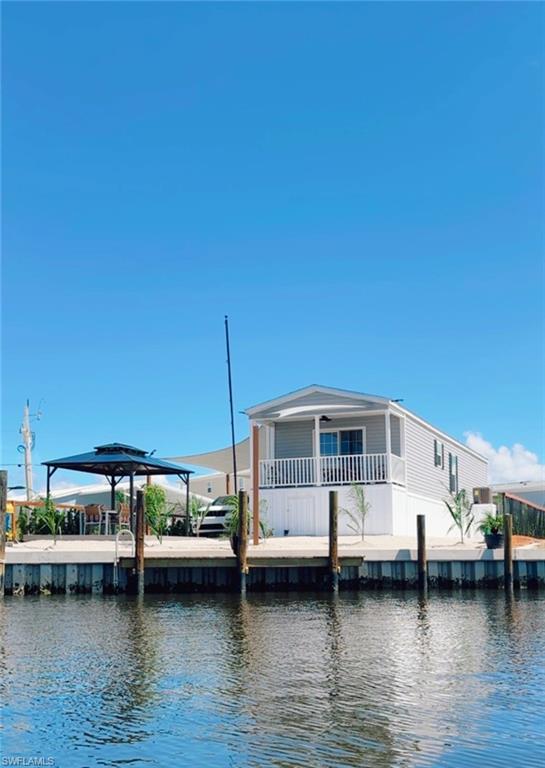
[260,485,395,536]
[404,416,487,502]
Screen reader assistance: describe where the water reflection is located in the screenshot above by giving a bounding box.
[2,592,545,768]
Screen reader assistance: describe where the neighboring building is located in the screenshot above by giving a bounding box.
[189,469,250,499]
[490,482,545,508]
[245,385,488,537]
[20,479,210,509]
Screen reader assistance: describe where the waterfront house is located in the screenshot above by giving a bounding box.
[245,385,488,537]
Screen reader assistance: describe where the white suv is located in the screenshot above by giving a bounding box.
[192,496,233,537]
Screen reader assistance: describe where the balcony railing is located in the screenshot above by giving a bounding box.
[259,453,406,488]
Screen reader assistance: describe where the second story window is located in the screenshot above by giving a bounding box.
[320,432,338,456]
[448,453,458,492]
[320,429,365,456]
[340,429,363,455]
[434,439,444,468]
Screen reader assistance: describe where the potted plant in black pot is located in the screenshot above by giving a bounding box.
[478,512,504,549]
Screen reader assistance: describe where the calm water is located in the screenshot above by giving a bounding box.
[1,592,545,768]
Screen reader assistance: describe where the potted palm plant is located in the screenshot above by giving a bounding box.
[478,512,504,549]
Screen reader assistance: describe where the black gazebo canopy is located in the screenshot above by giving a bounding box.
[43,443,193,533]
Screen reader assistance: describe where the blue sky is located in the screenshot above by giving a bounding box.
[2,2,543,490]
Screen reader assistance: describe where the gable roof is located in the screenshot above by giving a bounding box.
[245,384,391,417]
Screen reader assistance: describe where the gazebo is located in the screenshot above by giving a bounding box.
[43,443,193,534]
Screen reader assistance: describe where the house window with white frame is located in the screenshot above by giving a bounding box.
[434,439,444,468]
[320,429,364,456]
[448,453,458,493]
[320,432,338,456]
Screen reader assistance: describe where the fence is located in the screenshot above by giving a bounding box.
[495,492,545,539]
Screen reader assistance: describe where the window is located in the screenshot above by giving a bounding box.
[434,439,444,468]
[340,429,364,455]
[320,429,364,456]
[320,432,338,456]
[448,453,458,492]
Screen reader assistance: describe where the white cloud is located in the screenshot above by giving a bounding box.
[465,433,545,485]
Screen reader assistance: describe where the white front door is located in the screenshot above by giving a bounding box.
[286,495,316,536]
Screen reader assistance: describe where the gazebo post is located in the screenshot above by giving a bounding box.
[185,473,190,537]
[110,476,116,512]
[45,467,57,499]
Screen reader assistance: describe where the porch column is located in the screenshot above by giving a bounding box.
[314,415,321,486]
[384,411,392,482]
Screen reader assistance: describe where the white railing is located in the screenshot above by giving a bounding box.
[259,457,316,488]
[259,453,406,488]
[320,453,387,485]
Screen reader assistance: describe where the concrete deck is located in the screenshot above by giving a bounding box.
[6,534,545,565]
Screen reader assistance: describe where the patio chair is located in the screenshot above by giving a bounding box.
[84,504,105,534]
[117,503,131,531]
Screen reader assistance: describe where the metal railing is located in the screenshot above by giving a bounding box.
[259,453,406,488]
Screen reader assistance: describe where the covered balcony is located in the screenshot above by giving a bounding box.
[247,387,407,491]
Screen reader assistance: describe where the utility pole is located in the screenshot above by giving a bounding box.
[18,399,42,501]
[20,401,34,501]
[224,316,238,495]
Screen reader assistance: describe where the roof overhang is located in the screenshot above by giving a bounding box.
[245,384,391,421]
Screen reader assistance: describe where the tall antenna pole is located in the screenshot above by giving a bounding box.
[224,315,238,494]
[21,400,34,501]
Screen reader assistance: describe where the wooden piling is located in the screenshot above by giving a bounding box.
[504,512,513,592]
[417,514,427,591]
[135,489,145,596]
[252,423,260,546]
[238,490,249,594]
[0,471,6,597]
[329,491,339,592]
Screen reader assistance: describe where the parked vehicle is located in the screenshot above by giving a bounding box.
[192,496,232,537]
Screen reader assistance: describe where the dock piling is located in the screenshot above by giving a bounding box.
[417,514,427,592]
[135,489,145,596]
[238,490,249,594]
[504,512,513,592]
[329,491,339,592]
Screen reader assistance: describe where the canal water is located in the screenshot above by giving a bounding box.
[1,592,544,768]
